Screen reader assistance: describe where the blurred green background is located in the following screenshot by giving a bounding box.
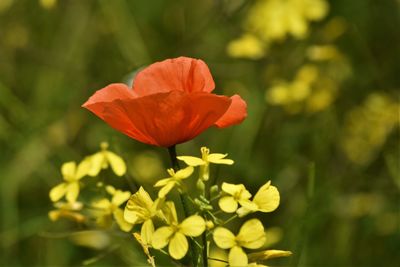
[0,0,399,266]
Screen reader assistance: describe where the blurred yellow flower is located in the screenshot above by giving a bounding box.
[152,202,206,259]
[307,45,341,61]
[213,219,266,266]
[248,249,292,261]
[69,230,111,250]
[86,142,127,177]
[266,62,344,114]
[92,186,132,232]
[218,182,257,213]
[48,201,85,223]
[178,147,233,181]
[49,160,90,203]
[341,93,400,165]
[39,0,57,9]
[237,181,280,217]
[124,187,164,244]
[227,34,266,59]
[246,0,329,41]
[154,166,194,197]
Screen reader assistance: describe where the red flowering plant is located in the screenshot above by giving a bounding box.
[48,57,291,267]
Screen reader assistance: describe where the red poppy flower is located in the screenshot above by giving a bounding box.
[82,57,247,147]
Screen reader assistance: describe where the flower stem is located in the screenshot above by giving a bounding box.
[202,230,208,267]
[167,145,180,171]
[167,145,199,267]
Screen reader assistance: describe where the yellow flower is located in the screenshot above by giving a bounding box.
[49,160,91,203]
[227,33,266,59]
[92,186,132,232]
[48,201,85,223]
[152,202,206,259]
[237,181,280,217]
[124,187,164,244]
[178,147,233,181]
[213,219,266,266]
[246,0,329,41]
[39,0,57,10]
[154,166,194,198]
[218,182,257,213]
[86,142,127,177]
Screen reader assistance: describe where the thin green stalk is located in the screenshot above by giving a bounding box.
[167,145,199,267]
[202,230,208,267]
[291,162,316,267]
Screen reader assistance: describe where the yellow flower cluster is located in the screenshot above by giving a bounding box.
[266,43,351,114]
[48,145,291,266]
[227,0,329,59]
[48,142,127,227]
[340,93,400,165]
[123,147,233,260]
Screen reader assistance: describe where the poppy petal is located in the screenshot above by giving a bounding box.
[82,83,137,119]
[101,91,231,147]
[133,57,215,96]
[214,94,247,128]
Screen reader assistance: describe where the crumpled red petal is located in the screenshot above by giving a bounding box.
[132,57,215,96]
[88,91,231,147]
[214,94,248,128]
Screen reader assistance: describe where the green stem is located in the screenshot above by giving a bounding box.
[167,145,198,267]
[168,145,180,171]
[202,230,208,267]
[208,257,228,263]
[221,214,238,226]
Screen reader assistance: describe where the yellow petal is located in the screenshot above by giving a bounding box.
[207,153,234,165]
[87,153,104,177]
[177,156,205,166]
[236,219,266,249]
[213,227,236,249]
[238,200,258,211]
[124,209,139,224]
[154,177,172,187]
[92,198,111,210]
[163,201,178,225]
[228,246,248,267]
[112,190,131,206]
[218,196,238,213]
[158,181,176,198]
[106,151,126,176]
[137,187,154,208]
[105,185,116,195]
[168,232,188,260]
[124,187,154,224]
[113,208,133,232]
[179,215,205,237]
[75,159,91,179]
[49,183,67,202]
[175,166,194,180]
[152,226,174,249]
[66,182,80,203]
[238,187,252,200]
[141,219,155,245]
[61,161,76,181]
[236,207,252,218]
[221,183,247,196]
[253,182,280,212]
